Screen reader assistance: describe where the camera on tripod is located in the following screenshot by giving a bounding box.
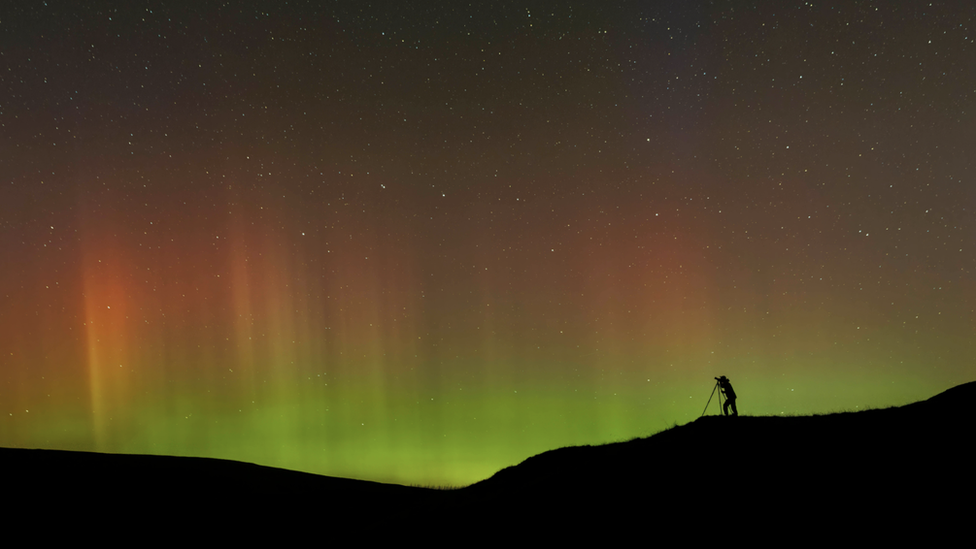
[702,376,738,417]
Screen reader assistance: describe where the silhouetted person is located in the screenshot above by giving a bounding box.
[717,375,738,416]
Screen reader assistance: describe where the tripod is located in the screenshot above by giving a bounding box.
[700,380,726,417]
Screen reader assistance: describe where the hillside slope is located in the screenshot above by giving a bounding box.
[459,381,975,531]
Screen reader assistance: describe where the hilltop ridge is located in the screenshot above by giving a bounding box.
[459,381,975,528]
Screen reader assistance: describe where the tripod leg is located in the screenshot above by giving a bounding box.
[701,382,719,417]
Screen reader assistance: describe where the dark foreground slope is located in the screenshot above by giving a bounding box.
[3,381,973,535]
[0,446,444,512]
[461,381,976,534]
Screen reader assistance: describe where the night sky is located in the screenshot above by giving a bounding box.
[2,0,974,486]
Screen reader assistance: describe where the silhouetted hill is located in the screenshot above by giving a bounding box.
[460,381,976,536]
[3,381,973,537]
[1,447,445,511]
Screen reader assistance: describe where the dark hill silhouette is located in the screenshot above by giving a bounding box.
[459,381,976,536]
[3,381,973,536]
